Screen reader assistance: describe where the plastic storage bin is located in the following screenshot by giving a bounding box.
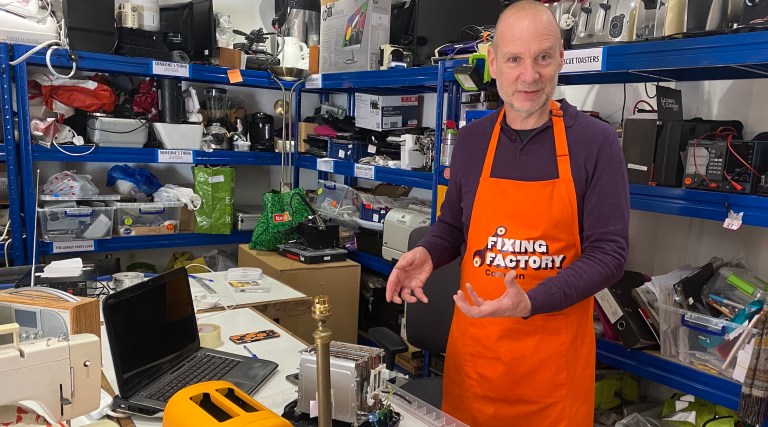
[110,201,183,236]
[38,205,115,241]
[659,303,759,381]
[327,139,366,162]
[702,267,768,317]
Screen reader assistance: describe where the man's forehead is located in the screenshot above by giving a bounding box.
[493,35,560,53]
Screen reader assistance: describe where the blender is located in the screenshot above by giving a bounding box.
[204,87,231,150]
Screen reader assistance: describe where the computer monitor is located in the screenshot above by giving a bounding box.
[342,0,369,64]
[159,0,216,63]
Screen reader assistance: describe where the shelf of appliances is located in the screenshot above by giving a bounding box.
[596,338,741,410]
[38,231,253,256]
[298,155,433,189]
[0,43,25,265]
[629,184,768,227]
[12,44,285,89]
[31,145,283,165]
[561,31,768,85]
[348,251,394,276]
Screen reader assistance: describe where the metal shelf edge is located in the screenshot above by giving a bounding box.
[39,231,253,255]
[347,251,394,276]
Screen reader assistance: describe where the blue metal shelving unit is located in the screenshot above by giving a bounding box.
[38,231,253,256]
[347,251,394,276]
[297,154,433,189]
[11,43,294,262]
[0,43,26,265]
[31,144,283,165]
[596,339,742,410]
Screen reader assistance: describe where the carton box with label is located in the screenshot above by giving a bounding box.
[238,245,361,344]
[354,93,421,131]
[319,0,391,73]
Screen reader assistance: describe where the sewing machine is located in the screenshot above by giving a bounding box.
[0,322,101,424]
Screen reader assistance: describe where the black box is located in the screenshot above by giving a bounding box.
[356,227,384,257]
[683,139,727,191]
[297,221,339,250]
[15,265,95,297]
[278,246,348,264]
[622,118,660,185]
[723,140,768,194]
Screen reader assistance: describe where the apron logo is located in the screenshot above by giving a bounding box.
[471,225,567,277]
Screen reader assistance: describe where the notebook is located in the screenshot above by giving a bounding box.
[102,267,278,416]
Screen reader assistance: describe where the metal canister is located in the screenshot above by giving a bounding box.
[440,129,458,166]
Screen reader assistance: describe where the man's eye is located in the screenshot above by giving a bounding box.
[506,57,519,63]
[539,54,551,62]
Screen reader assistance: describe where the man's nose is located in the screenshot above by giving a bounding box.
[519,62,539,83]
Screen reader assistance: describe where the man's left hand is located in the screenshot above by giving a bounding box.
[454,271,532,318]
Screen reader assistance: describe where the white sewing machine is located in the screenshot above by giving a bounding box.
[0,322,101,424]
[382,205,431,261]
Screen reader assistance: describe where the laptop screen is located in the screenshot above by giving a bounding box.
[103,267,200,399]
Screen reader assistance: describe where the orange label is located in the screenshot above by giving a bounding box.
[227,68,243,84]
[684,177,692,185]
[166,223,176,231]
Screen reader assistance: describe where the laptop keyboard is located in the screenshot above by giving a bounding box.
[145,353,241,402]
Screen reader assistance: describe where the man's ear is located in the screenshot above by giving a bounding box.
[488,44,497,80]
[557,40,565,72]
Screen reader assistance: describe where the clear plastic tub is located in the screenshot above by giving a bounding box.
[109,201,183,236]
[659,303,759,381]
[38,206,115,241]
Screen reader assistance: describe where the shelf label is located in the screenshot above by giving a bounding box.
[305,74,322,89]
[317,158,335,172]
[723,210,743,231]
[562,48,603,73]
[52,240,95,254]
[158,149,194,163]
[354,164,375,180]
[152,61,190,78]
[227,68,243,84]
[367,144,377,154]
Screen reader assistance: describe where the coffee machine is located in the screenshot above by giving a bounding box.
[248,113,275,152]
[204,88,231,150]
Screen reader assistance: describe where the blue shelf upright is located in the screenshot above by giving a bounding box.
[0,43,26,265]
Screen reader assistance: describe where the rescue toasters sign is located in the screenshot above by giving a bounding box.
[561,47,604,73]
[472,226,566,279]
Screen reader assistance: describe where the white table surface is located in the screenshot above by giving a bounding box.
[188,271,306,308]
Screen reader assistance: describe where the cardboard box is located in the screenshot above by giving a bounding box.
[354,93,421,131]
[218,47,243,69]
[238,245,361,344]
[319,0,391,73]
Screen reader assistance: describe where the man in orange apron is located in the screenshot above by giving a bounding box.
[386,2,629,426]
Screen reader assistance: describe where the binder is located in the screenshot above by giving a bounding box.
[595,271,659,349]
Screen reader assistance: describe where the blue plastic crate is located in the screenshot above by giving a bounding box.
[328,139,367,162]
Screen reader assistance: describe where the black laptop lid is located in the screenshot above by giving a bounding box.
[103,267,199,398]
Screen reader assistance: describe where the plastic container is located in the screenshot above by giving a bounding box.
[109,201,184,236]
[152,123,205,150]
[658,303,759,380]
[702,267,768,316]
[313,180,358,218]
[38,206,115,241]
[327,139,366,162]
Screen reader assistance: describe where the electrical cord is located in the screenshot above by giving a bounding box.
[644,82,657,99]
[85,117,149,134]
[52,139,96,156]
[184,263,238,316]
[632,100,656,114]
[10,3,77,79]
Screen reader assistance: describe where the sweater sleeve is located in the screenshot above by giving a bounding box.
[526,122,630,316]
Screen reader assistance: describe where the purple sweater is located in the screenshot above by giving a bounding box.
[419,100,629,316]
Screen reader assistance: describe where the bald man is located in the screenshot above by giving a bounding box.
[386,1,629,425]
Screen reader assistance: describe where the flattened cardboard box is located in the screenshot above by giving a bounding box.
[238,245,361,344]
[319,0,391,73]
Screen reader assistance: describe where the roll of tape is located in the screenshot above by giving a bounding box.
[198,323,221,349]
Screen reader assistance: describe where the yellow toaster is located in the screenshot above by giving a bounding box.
[162,381,291,427]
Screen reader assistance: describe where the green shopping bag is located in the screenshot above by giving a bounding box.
[193,166,235,234]
[249,188,312,251]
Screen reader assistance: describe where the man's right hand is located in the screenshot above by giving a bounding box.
[386,246,434,304]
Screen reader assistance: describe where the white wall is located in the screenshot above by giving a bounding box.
[556,80,768,279]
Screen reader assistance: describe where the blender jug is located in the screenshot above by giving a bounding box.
[204,87,231,150]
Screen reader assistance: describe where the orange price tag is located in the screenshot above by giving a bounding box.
[227,68,243,84]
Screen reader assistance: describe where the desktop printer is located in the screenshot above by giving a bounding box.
[382,205,431,261]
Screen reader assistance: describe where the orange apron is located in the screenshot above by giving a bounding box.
[442,101,595,427]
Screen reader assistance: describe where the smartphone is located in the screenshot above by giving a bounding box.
[229,329,280,345]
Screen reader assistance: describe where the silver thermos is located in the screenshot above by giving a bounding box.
[440,129,458,166]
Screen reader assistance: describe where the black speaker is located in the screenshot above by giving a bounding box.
[62,0,116,53]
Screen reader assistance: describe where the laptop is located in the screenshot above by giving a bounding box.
[103,267,278,416]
